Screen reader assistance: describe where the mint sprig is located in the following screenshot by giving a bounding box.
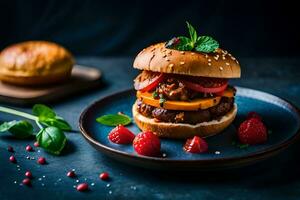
[165,22,219,53]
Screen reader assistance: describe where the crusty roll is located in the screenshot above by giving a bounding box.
[133,43,241,78]
[0,41,74,85]
[132,101,237,139]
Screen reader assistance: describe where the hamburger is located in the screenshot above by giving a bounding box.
[132,22,241,139]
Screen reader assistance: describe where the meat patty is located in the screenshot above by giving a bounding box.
[136,97,234,124]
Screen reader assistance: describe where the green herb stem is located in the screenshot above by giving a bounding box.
[0,106,38,121]
[35,120,44,129]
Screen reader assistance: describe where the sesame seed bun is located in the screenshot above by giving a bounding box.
[132,101,237,139]
[0,41,74,85]
[133,43,241,78]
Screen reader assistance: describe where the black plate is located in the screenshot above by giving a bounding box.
[79,87,300,170]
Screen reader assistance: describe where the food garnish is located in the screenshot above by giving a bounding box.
[238,117,267,145]
[183,136,208,153]
[96,113,131,126]
[165,21,219,53]
[108,125,135,144]
[133,131,161,157]
[0,104,70,155]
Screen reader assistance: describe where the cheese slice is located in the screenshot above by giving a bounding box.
[136,88,234,111]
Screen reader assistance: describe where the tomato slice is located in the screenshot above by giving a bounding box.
[134,71,164,92]
[181,77,228,93]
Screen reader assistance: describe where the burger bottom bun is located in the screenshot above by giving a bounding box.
[132,101,237,139]
[0,70,72,86]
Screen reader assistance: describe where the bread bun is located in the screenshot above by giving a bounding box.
[133,43,241,78]
[133,101,237,139]
[0,41,74,85]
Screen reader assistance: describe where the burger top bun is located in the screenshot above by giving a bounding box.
[133,43,241,78]
[0,41,74,85]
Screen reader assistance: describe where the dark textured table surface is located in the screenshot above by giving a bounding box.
[0,57,300,200]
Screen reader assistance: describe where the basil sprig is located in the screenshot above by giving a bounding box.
[0,104,71,155]
[165,22,219,53]
[96,113,131,126]
[33,104,71,131]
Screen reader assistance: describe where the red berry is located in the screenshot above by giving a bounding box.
[25,171,32,178]
[99,172,109,180]
[108,125,135,144]
[26,145,33,152]
[76,183,89,192]
[7,146,14,152]
[183,136,208,153]
[67,171,76,178]
[238,118,267,145]
[37,157,46,165]
[133,131,161,156]
[34,141,39,147]
[22,178,31,186]
[247,112,262,121]
[9,155,16,163]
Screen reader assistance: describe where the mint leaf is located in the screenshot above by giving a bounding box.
[195,36,219,53]
[177,36,193,51]
[96,114,131,126]
[186,21,197,43]
[33,104,56,118]
[165,22,219,53]
[36,127,67,155]
[0,120,33,139]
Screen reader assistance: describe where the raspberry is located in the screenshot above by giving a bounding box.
[183,136,208,153]
[133,131,161,157]
[238,118,267,145]
[247,112,262,121]
[108,125,135,144]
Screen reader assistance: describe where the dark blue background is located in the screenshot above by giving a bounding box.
[1,0,299,57]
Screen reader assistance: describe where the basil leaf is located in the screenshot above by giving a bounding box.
[39,117,71,131]
[0,120,33,139]
[33,104,71,131]
[33,104,56,118]
[177,36,193,51]
[0,121,17,132]
[195,36,219,53]
[36,127,67,155]
[186,21,197,43]
[96,114,131,126]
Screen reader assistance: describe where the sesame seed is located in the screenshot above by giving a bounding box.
[226,62,230,66]
[214,57,219,60]
[180,61,185,65]
[191,52,195,55]
[180,51,185,54]
[219,67,223,71]
[162,55,167,58]
[208,59,211,62]
[169,63,174,67]
[208,63,212,66]
[215,151,221,155]
[231,57,236,60]
[205,54,208,58]
[151,48,156,52]
[222,56,226,60]
[166,58,170,62]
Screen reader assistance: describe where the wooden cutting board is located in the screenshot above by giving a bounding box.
[0,65,102,105]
